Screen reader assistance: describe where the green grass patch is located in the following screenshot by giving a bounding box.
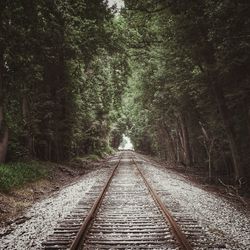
[84,154,101,161]
[71,154,101,165]
[94,146,115,158]
[0,161,48,192]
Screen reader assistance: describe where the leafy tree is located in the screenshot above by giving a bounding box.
[121,0,250,187]
[0,1,129,162]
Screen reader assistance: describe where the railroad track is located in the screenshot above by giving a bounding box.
[42,152,215,249]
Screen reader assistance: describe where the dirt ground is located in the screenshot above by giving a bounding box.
[0,158,108,228]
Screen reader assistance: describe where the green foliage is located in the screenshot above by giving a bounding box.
[0,161,48,192]
[1,1,129,162]
[71,155,101,164]
[1,0,249,186]
[120,0,250,184]
[85,154,102,161]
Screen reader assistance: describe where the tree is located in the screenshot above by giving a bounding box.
[121,0,250,187]
[0,1,129,162]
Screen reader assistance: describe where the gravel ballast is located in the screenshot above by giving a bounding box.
[138,157,250,249]
[1,154,249,249]
[0,167,111,250]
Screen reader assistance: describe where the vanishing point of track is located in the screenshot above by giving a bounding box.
[43,152,202,249]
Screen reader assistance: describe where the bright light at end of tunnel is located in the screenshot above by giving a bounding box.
[108,0,124,9]
[118,134,134,150]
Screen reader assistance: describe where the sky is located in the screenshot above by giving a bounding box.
[119,135,134,150]
[108,0,124,9]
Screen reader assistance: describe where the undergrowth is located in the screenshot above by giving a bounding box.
[85,154,101,161]
[0,161,48,192]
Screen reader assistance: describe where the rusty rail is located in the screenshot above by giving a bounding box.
[132,157,193,250]
[70,156,122,250]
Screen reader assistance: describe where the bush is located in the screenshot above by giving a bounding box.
[85,154,101,161]
[0,161,48,192]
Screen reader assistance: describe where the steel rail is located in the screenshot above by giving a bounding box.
[70,156,122,250]
[132,157,193,250]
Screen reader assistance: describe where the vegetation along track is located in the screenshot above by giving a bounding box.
[42,152,216,249]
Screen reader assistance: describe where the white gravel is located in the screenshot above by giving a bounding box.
[1,153,249,249]
[0,167,110,250]
[139,158,250,249]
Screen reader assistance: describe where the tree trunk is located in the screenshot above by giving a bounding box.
[240,96,250,181]
[207,138,215,183]
[176,132,180,162]
[22,94,33,156]
[0,46,8,163]
[0,106,8,163]
[178,129,185,163]
[211,81,242,181]
[163,123,177,162]
[179,113,192,166]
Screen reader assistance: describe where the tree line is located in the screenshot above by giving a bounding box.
[0,0,128,163]
[122,0,250,187]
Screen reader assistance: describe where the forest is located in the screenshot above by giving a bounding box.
[0,0,250,191]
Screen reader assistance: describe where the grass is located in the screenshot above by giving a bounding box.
[84,154,101,161]
[0,161,48,192]
[94,146,115,158]
[73,147,115,163]
[70,154,101,165]
[70,148,115,167]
